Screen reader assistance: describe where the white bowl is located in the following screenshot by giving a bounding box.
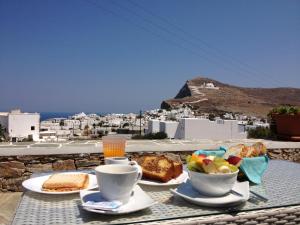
[188,170,239,196]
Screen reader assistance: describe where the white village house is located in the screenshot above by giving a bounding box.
[0,109,40,141]
[147,118,247,140]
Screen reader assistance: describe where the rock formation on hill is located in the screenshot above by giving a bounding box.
[161,77,300,117]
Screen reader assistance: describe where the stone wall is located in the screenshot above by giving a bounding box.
[0,149,299,192]
[267,149,300,162]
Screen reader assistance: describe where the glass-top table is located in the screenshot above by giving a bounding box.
[12,160,300,225]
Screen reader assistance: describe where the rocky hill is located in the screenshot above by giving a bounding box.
[161,77,300,117]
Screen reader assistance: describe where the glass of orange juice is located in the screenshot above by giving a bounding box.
[102,136,126,158]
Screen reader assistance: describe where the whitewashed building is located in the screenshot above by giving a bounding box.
[0,109,40,141]
[40,120,61,131]
[147,118,247,140]
[199,82,220,90]
[175,118,246,140]
[63,119,80,130]
[146,120,160,134]
[159,121,179,139]
[71,112,87,120]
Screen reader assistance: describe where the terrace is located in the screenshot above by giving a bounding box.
[0,139,299,224]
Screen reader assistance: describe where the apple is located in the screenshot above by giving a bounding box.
[203,158,212,165]
[202,159,218,174]
[227,155,243,167]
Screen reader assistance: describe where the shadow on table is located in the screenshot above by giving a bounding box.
[140,182,247,213]
[167,194,247,215]
[75,200,154,224]
[139,184,178,192]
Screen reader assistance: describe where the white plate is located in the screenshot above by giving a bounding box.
[22,172,98,194]
[171,180,249,207]
[138,171,188,186]
[80,185,156,215]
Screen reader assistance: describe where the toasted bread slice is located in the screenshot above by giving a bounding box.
[42,173,89,192]
[139,155,174,182]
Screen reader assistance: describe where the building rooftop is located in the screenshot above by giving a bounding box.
[0,111,39,116]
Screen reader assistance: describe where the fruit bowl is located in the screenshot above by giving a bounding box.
[188,169,239,196]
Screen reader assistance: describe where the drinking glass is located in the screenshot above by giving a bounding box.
[102,136,126,157]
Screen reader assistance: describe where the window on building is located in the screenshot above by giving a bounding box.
[31,126,35,131]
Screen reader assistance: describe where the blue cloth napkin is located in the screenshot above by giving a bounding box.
[194,146,227,157]
[240,156,269,184]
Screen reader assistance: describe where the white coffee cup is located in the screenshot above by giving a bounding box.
[95,164,142,204]
[105,157,129,165]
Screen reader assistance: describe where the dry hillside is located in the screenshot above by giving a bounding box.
[161,77,300,117]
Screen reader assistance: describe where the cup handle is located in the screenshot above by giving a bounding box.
[129,161,143,184]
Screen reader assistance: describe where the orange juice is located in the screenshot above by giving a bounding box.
[102,136,126,157]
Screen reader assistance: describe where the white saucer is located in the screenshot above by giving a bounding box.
[80,185,156,215]
[171,180,249,207]
[138,171,188,186]
[22,172,98,194]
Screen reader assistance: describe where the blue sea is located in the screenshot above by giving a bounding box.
[40,112,76,121]
[40,112,111,121]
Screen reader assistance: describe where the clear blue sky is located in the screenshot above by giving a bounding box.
[0,0,299,113]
